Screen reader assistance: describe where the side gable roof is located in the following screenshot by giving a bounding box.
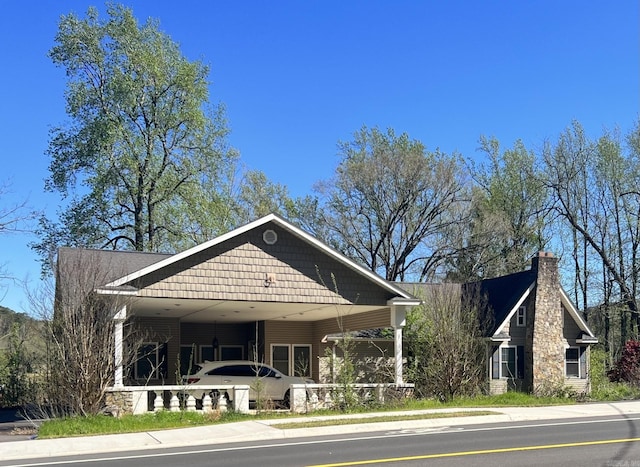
[105,213,416,300]
[57,247,171,285]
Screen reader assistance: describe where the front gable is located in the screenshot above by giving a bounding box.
[127,221,394,306]
[103,215,414,310]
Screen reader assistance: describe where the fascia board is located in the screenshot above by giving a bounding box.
[106,214,280,287]
[491,281,536,338]
[105,213,415,300]
[559,287,597,337]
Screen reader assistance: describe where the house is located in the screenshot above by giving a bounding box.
[56,214,597,401]
[56,214,420,391]
[471,252,598,394]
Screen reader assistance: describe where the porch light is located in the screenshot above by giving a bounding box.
[212,337,219,350]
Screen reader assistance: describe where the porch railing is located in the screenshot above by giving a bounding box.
[105,382,414,415]
[105,385,251,415]
[290,383,414,413]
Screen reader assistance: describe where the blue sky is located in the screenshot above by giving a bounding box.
[0,1,638,314]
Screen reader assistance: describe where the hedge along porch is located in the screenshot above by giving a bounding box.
[90,214,420,388]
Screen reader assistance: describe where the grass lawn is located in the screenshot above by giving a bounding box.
[37,392,576,439]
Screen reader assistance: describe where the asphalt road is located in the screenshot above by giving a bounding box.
[2,414,640,466]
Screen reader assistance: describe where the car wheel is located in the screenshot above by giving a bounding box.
[282,390,291,409]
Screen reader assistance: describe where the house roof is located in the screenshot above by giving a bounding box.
[55,214,419,324]
[399,266,596,340]
[467,269,536,336]
[105,213,416,301]
[470,268,596,339]
[57,247,171,285]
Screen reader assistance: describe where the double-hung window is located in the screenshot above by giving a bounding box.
[516,306,526,327]
[501,347,516,378]
[135,342,167,380]
[271,344,312,377]
[492,345,524,379]
[565,347,586,378]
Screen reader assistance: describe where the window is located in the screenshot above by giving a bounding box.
[220,345,244,361]
[208,364,255,377]
[501,347,516,378]
[200,345,214,363]
[270,344,312,377]
[272,345,289,375]
[492,345,524,379]
[516,306,526,327]
[293,345,311,377]
[566,347,586,378]
[180,345,197,375]
[135,342,167,380]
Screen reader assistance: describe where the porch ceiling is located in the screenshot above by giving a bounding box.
[128,296,386,323]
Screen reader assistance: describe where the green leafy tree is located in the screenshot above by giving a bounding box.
[34,4,234,268]
[0,322,39,408]
[455,137,550,280]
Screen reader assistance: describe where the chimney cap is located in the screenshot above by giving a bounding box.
[537,251,554,258]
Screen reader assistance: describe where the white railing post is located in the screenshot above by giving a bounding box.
[290,384,308,413]
[186,394,197,411]
[202,394,213,412]
[169,392,180,412]
[232,386,250,413]
[218,392,228,412]
[153,392,164,412]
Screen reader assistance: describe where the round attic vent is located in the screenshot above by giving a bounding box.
[263,229,278,245]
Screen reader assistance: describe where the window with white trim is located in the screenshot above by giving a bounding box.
[565,347,586,378]
[492,345,524,379]
[220,345,244,361]
[135,342,167,380]
[516,306,526,327]
[501,347,516,378]
[179,344,197,376]
[270,344,312,378]
[200,345,214,363]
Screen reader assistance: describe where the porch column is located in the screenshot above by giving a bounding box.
[390,306,406,385]
[388,298,421,386]
[113,305,127,388]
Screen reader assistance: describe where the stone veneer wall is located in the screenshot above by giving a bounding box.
[529,252,565,393]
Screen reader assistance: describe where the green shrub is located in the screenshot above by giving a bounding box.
[589,346,640,401]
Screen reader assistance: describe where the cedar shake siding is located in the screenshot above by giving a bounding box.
[129,223,392,306]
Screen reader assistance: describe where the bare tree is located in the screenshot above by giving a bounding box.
[404,284,489,401]
[310,126,468,281]
[28,249,143,416]
[543,120,640,358]
[0,180,36,299]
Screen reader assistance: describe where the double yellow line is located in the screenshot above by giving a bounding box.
[309,437,640,466]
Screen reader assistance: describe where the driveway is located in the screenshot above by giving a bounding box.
[0,408,39,442]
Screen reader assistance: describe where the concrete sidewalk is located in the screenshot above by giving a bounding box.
[3,401,640,462]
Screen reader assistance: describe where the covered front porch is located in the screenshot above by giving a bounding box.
[109,294,419,390]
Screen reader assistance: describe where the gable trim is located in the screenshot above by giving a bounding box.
[492,280,536,338]
[105,214,415,300]
[559,287,597,338]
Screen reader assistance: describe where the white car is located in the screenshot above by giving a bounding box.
[182,360,314,406]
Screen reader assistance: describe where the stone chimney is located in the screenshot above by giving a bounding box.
[526,252,565,393]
